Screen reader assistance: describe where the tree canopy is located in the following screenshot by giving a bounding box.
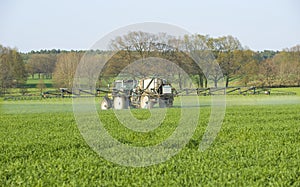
[0,45,27,95]
[1,34,299,93]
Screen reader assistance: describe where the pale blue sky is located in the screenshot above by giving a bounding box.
[0,0,299,52]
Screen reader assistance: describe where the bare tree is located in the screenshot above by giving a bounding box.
[53,52,83,89]
[288,45,300,86]
[182,34,213,88]
[26,54,56,79]
[0,45,26,94]
[37,79,46,93]
[110,31,158,61]
[259,59,278,87]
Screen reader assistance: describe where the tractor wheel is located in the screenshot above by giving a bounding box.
[166,100,173,107]
[113,96,127,110]
[159,98,166,108]
[167,101,173,107]
[100,97,111,110]
[140,95,152,109]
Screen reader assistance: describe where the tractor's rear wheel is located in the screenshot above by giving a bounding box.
[159,98,173,108]
[140,95,153,109]
[167,101,173,107]
[113,96,127,110]
[159,98,166,108]
[166,100,173,107]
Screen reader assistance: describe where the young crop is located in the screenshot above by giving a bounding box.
[0,99,299,186]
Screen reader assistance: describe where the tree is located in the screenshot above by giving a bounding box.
[260,45,300,87]
[211,36,243,87]
[109,32,203,89]
[26,54,56,79]
[256,50,278,61]
[272,51,294,86]
[234,50,258,86]
[285,45,300,86]
[0,45,27,95]
[37,79,46,93]
[53,52,83,89]
[182,34,211,88]
[110,31,157,61]
[259,59,278,87]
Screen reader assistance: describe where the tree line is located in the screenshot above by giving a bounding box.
[0,45,27,95]
[109,32,300,88]
[1,32,300,95]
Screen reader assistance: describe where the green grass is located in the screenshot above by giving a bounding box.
[0,96,300,186]
[26,78,53,88]
[271,87,300,95]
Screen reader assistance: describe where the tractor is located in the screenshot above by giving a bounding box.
[100,78,176,110]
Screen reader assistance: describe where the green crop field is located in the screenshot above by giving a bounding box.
[1,95,300,186]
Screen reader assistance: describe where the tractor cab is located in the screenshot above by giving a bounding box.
[113,80,137,91]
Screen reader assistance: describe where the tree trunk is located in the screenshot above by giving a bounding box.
[214,79,218,88]
[178,72,182,90]
[225,76,229,87]
[199,74,203,88]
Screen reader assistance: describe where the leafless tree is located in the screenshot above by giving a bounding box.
[53,52,83,89]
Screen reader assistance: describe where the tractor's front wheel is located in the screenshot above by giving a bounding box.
[159,98,173,108]
[159,98,166,108]
[101,97,111,110]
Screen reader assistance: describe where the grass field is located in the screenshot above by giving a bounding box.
[1,95,300,186]
[26,78,53,88]
[271,87,300,95]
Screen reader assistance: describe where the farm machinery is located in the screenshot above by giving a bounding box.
[100,78,176,110]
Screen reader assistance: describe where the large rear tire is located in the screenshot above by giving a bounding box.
[100,97,111,110]
[159,98,173,108]
[140,95,152,109]
[166,100,173,107]
[113,96,127,110]
[159,98,166,108]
